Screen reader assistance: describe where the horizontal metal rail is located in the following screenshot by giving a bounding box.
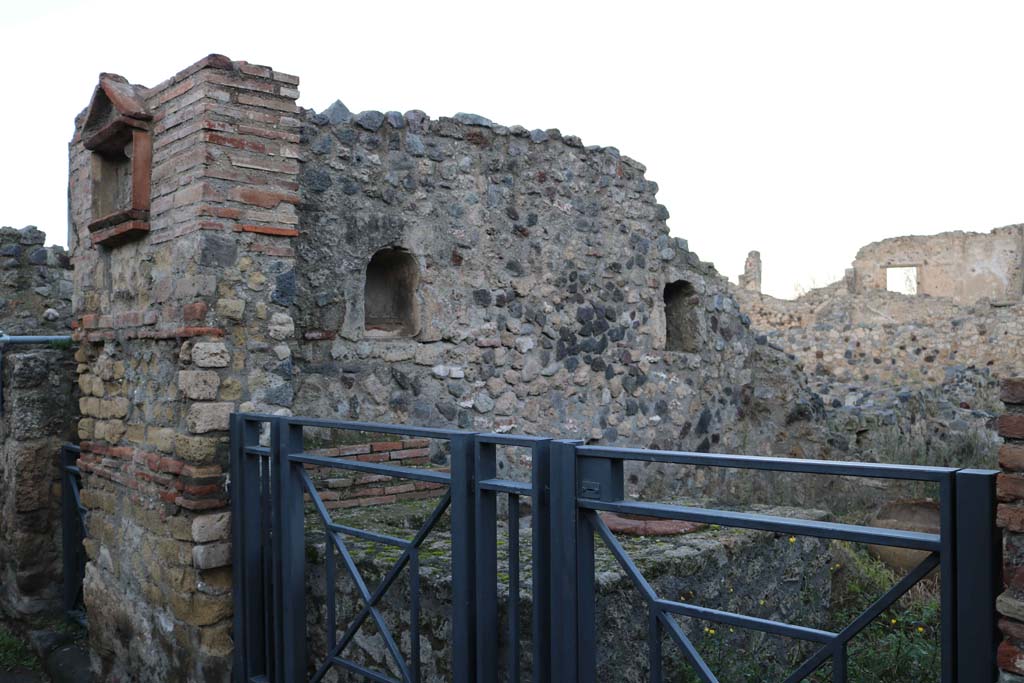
[577,444,959,481]
[289,452,451,484]
[236,413,464,440]
[476,478,532,495]
[580,499,942,551]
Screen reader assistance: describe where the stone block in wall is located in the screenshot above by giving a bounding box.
[192,542,231,570]
[191,342,230,368]
[191,512,230,544]
[179,370,220,400]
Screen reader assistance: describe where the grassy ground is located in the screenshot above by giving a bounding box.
[0,624,39,673]
[677,542,941,682]
[820,542,940,682]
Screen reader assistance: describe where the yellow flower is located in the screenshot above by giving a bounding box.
[759,599,766,606]
[917,626,925,634]
[890,619,897,625]
[708,629,716,636]
[788,536,796,544]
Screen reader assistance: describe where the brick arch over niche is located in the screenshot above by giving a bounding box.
[81,74,153,246]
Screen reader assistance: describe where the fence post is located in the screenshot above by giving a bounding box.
[450,433,478,683]
[60,444,83,616]
[955,469,1000,683]
[474,438,498,683]
[230,415,245,683]
[271,417,306,682]
[231,415,266,681]
[550,440,584,682]
[531,440,552,683]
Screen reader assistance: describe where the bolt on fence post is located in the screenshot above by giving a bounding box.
[450,433,478,683]
[955,469,1000,683]
[271,417,307,683]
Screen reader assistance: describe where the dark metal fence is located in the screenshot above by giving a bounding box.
[61,443,87,621]
[230,413,1000,683]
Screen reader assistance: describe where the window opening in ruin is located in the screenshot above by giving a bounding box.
[364,248,420,337]
[663,280,699,353]
[886,266,918,295]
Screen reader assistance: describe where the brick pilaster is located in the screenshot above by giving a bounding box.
[68,55,300,681]
[996,378,1024,679]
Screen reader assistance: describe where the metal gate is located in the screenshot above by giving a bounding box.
[61,442,87,621]
[230,413,999,683]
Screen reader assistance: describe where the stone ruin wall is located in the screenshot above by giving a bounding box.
[60,55,851,681]
[730,231,1024,479]
[849,224,1024,304]
[730,223,1024,401]
[0,227,76,618]
[293,106,835,482]
[735,284,1024,392]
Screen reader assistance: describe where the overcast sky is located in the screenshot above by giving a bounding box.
[2,0,1022,298]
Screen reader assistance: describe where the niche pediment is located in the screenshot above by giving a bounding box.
[82,74,153,247]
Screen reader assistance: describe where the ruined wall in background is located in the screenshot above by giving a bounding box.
[0,226,76,618]
[68,56,301,682]
[849,225,1024,304]
[734,285,1024,390]
[731,269,1015,490]
[293,108,837,498]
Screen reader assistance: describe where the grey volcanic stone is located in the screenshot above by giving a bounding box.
[323,99,351,124]
[453,112,493,127]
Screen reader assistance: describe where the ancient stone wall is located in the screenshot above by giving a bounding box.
[996,378,1024,680]
[68,56,301,681]
[293,109,834,486]
[0,227,75,618]
[849,225,1024,303]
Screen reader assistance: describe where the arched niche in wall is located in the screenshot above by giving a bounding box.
[363,247,420,338]
[663,279,699,353]
[82,74,153,247]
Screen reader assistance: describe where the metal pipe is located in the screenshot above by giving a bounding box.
[0,334,72,344]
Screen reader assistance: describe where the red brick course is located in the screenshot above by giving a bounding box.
[306,440,446,510]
